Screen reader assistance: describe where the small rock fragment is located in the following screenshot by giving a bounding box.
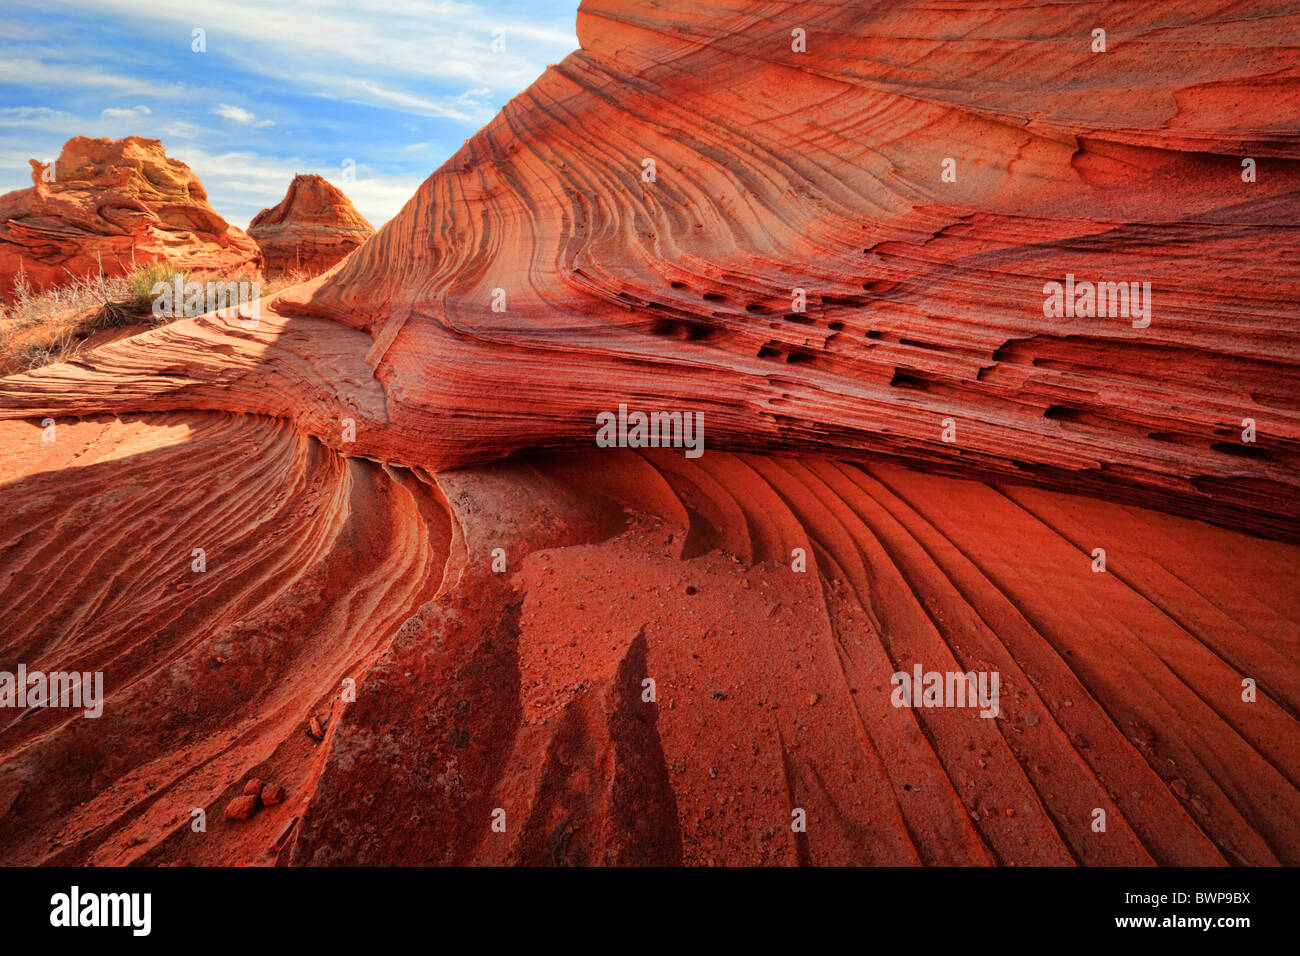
[224,795,259,822]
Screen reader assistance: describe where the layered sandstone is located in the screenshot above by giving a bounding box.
[0,136,261,300]
[0,0,1297,867]
[5,4,1298,537]
[248,174,373,278]
[1,410,1295,865]
[276,0,1299,539]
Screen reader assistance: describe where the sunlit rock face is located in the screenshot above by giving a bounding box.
[0,136,262,299]
[248,174,374,278]
[0,0,1297,867]
[280,0,1300,539]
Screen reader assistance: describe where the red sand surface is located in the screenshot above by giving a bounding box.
[0,0,1297,865]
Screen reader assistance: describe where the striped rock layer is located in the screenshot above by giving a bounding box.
[276,0,1300,539]
[0,414,1296,865]
[0,0,1297,866]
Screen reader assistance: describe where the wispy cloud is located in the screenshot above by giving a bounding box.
[0,106,92,138]
[68,0,576,118]
[290,74,484,123]
[0,106,65,123]
[101,105,151,119]
[0,58,182,97]
[211,103,273,127]
[0,0,581,227]
[161,120,201,139]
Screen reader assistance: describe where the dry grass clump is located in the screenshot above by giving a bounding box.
[0,262,154,373]
[262,267,309,295]
[1,260,310,375]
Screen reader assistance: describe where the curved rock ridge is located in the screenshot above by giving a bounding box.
[0,419,1295,865]
[1,2,1296,537]
[295,449,1300,867]
[0,136,262,299]
[268,0,1295,538]
[248,174,374,278]
[0,0,1297,869]
[0,413,448,865]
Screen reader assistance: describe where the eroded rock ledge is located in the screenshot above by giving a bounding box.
[0,0,1297,866]
[6,1,1298,537]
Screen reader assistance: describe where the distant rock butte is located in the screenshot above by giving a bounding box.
[248,174,373,278]
[0,136,261,300]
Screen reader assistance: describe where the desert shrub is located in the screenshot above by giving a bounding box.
[127,262,182,310]
[1,261,194,373]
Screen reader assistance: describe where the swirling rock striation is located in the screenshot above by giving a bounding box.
[1,422,1295,866]
[275,0,1300,539]
[0,0,1297,867]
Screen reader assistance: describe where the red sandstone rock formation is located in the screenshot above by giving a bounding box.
[0,0,1297,867]
[248,174,374,278]
[0,136,261,300]
[0,414,1296,865]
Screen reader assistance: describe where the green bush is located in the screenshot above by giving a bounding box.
[128,262,184,310]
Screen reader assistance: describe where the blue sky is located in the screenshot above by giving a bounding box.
[0,0,580,228]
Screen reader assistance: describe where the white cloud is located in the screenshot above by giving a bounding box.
[0,106,95,137]
[0,106,64,122]
[101,105,152,119]
[66,0,578,121]
[292,74,478,122]
[338,175,425,227]
[211,104,274,127]
[0,16,52,41]
[161,120,201,139]
[0,58,181,96]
